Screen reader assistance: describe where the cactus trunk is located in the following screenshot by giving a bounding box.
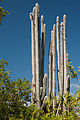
[56,16,61,93]
[63,15,67,94]
[60,22,64,95]
[48,42,52,96]
[52,25,56,109]
[35,3,40,108]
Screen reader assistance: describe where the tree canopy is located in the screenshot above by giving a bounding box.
[0,59,31,119]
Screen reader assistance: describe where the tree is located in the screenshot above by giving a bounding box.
[0,58,31,119]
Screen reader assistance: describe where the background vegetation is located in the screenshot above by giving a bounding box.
[0,59,80,120]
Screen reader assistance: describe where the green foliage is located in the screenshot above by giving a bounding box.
[0,58,31,120]
[0,59,80,120]
[29,60,80,120]
[67,61,77,78]
[67,61,80,81]
[0,0,9,24]
[30,91,80,120]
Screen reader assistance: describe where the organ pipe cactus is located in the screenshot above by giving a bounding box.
[30,3,47,108]
[30,3,70,111]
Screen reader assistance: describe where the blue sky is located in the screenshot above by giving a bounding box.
[0,0,80,94]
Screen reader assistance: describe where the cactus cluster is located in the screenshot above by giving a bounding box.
[48,15,70,111]
[30,3,70,109]
[30,3,47,109]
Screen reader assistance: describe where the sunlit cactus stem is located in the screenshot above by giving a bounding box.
[66,53,70,92]
[60,22,64,95]
[63,15,67,94]
[30,10,36,104]
[48,40,52,96]
[52,24,56,109]
[30,3,47,109]
[56,16,61,93]
[42,74,47,100]
[35,3,40,108]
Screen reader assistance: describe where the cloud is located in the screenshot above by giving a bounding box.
[70,83,80,88]
[70,92,74,96]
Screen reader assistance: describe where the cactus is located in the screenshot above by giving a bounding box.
[52,24,56,109]
[66,53,70,92]
[41,74,47,101]
[30,3,70,112]
[40,16,46,87]
[34,3,40,108]
[30,3,47,109]
[63,15,67,94]
[48,41,52,96]
[60,22,64,95]
[56,16,62,93]
[30,10,36,104]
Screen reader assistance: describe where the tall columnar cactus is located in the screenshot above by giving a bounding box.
[52,24,56,109]
[60,22,64,95]
[48,25,56,105]
[30,3,47,109]
[34,3,40,108]
[48,14,70,112]
[30,8,36,104]
[63,15,67,93]
[30,3,70,112]
[48,40,52,96]
[41,15,46,87]
[56,16,61,93]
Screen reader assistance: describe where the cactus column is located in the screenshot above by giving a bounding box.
[34,3,40,108]
[42,74,47,100]
[63,15,67,93]
[52,24,56,109]
[30,3,47,109]
[30,7,36,104]
[60,22,64,95]
[41,15,46,87]
[48,41,52,96]
[66,53,70,92]
[56,16,61,93]
[30,3,70,111]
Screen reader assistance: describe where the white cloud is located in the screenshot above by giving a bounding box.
[70,83,80,88]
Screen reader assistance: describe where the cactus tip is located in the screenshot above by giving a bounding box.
[57,16,59,20]
[36,3,39,7]
[44,24,46,27]
[45,74,47,78]
[64,14,66,18]
[30,13,33,20]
